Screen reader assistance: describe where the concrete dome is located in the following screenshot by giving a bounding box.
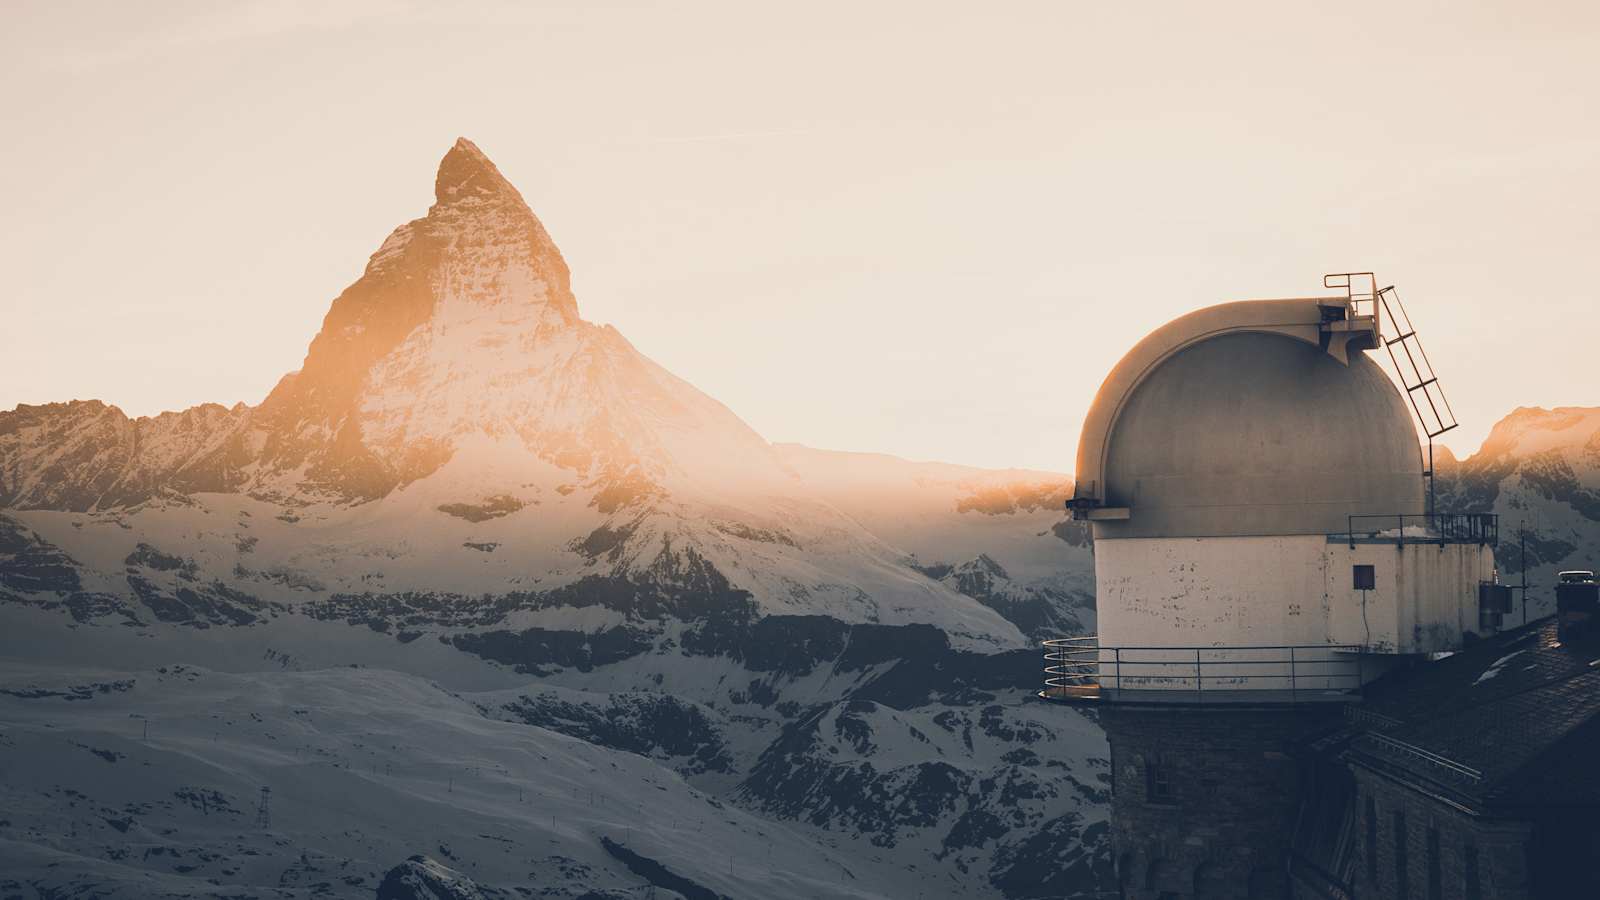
[1098,331,1424,538]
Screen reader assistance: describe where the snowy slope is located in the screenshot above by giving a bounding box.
[775,445,1095,640]
[0,660,996,899]
[0,636,1111,899]
[1436,406,1600,614]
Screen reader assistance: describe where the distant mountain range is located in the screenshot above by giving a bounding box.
[1435,405,1600,613]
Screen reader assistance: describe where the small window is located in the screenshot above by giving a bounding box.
[1464,844,1481,900]
[1146,756,1173,802]
[1428,827,1442,900]
[1395,811,1410,899]
[1366,796,1378,884]
[1354,564,1377,590]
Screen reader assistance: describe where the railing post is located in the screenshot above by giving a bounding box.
[1289,646,1297,704]
[1196,648,1203,702]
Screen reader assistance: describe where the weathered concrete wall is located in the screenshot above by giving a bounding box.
[1096,536,1497,687]
[1406,543,1496,651]
[1098,535,1335,648]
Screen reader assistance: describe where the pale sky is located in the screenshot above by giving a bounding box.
[2,1,1597,471]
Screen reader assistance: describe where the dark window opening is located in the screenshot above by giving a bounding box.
[1365,796,1378,884]
[1354,564,1376,590]
[1395,812,1410,899]
[1146,756,1173,803]
[1427,827,1441,900]
[1464,845,1481,900]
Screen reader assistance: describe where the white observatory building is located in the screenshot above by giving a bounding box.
[1039,275,1508,900]
[1048,274,1503,701]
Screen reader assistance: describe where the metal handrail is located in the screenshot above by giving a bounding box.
[1342,513,1498,548]
[1042,636,1367,703]
[1323,272,1381,336]
[1360,732,1482,783]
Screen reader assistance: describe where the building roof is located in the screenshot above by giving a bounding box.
[1340,617,1600,810]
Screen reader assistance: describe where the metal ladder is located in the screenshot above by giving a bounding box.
[1323,272,1457,439]
[1376,284,1457,438]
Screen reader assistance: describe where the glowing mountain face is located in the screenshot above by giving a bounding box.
[0,140,792,507]
[248,137,781,503]
[0,138,1092,649]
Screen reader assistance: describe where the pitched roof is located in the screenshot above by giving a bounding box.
[1341,617,1600,810]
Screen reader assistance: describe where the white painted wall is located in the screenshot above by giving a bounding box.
[1093,535,1496,691]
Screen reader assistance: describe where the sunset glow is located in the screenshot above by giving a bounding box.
[4,2,1598,471]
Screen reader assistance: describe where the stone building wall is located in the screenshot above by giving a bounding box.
[1101,705,1342,900]
[1344,764,1532,900]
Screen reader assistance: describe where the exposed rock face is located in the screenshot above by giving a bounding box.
[0,514,81,594]
[252,138,618,501]
[926,554,1090,642]
[376,855,491,900]
[0,138,765,507]
[0,400,250,511]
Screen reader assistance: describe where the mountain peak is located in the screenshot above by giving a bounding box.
[434,137,520,205]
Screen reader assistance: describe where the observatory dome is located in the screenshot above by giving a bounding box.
[1097,330,1424,538]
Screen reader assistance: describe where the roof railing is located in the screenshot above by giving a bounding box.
[1358,732,1483,784]
[1042,636,1367,705]
[1341,513,1498,549]
[1323,272,1381,335]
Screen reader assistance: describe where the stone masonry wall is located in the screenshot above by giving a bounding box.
[1101,706,1342,900]
[1346,764,1532,900]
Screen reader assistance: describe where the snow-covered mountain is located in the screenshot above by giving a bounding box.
[0,138,1091,648]
[1436,405,1600,612]
[0,139,1107,898]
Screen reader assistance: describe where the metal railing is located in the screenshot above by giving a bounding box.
[1042,636,1366,704]
[1359,732,1482,784]
[1324,272,1381,335]
[1342,513,1497,548]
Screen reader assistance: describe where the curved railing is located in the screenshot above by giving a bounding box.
[1042,636,1368,704]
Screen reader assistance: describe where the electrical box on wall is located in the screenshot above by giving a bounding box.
[1478,582,1512,614]
[1353,565,1375,591]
